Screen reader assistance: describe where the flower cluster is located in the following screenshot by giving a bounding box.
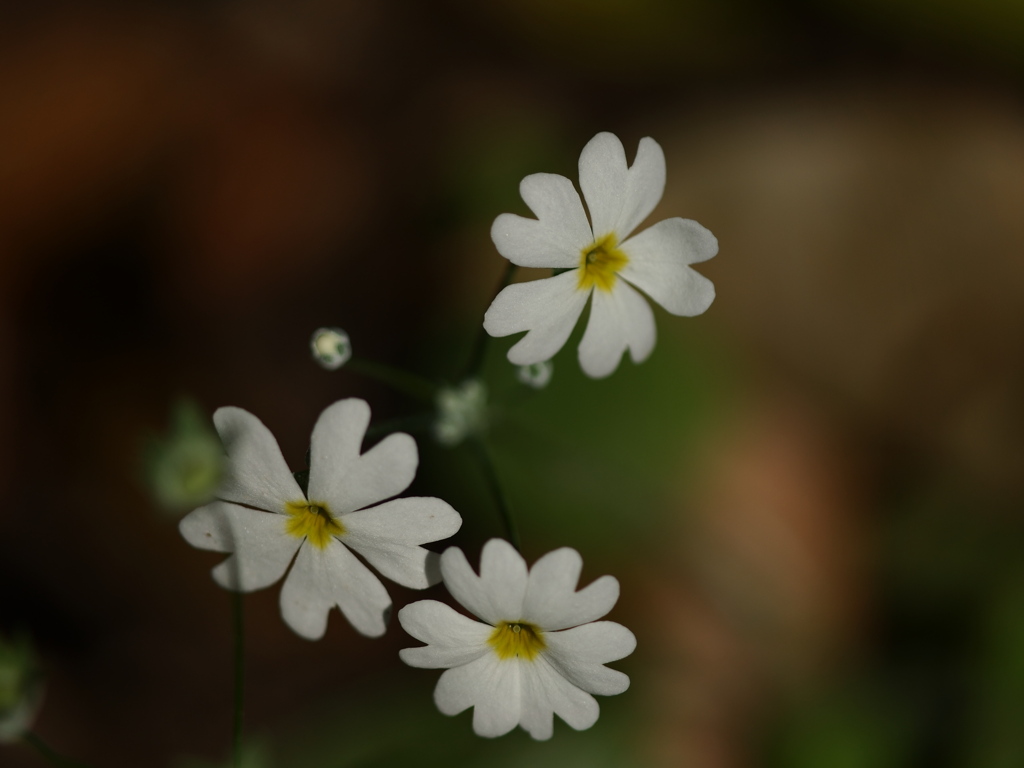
[177,400,637,739]
[171,131,715,745]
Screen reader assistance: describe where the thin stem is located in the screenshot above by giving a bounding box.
[22,731,94,768]
[231,591,244,768]
[470,438,521,551]
[461,261,517,380]
[365,412,435,441]
[346,358,439,403]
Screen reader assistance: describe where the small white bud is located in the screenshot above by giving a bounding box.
[310,327,352,370]
[516,360,553,389]
[434,379,488,447]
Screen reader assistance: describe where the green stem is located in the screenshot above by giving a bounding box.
[365,412,435,441]
[22,731,94,768]
[462,261,517,380]
[346,358,438,403]
[470,439,521,551]
[231,591,244,768]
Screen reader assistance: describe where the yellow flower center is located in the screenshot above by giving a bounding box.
[284,500,345,549]
[488,620,546,661]
[578,232,628,293]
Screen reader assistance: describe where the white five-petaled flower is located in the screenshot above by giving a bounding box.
[484,131,718,378]
[179,399,462,639]
[398,539,636,740]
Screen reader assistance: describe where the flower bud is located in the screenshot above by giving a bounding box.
[145,400,224,514]
[516,360,553,389]
[310,327,352,370]
[434,379,488,447]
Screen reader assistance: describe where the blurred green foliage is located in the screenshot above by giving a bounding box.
[239,672,641,768]
[413,314,733,561]
[0,633,43,743]
[176,742,272,768]
[761,484,1024,768]
[820,0,1024,68]
[456,0,784,77]
[767,679,919,768]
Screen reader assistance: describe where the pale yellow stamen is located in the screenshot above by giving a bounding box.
[578,232,628,292]
[488,620,546,661]
[284,500,345,549]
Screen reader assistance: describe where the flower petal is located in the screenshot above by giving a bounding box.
[342,497,462,588]
[519,656,600,739]
[579,133,665,241]
[213,407,302,512]
[440,539,528,625]
[522,547,620,630]
[577,280,656,378]
[279,539,391,639]
[491,173,592,268]
[308,399,418,514]
[434,654,521,738]
[179,501,301,592]
[620,217,717,316]
[398,600,492,669]
[545,621,636,696]
[483,271,589,366]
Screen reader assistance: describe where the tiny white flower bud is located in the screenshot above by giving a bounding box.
[434,379,488,447]
[516,360,553,389]
[310,327,352,370]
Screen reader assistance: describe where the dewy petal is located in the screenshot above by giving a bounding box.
[577,280,656,378]
[179,501,301,592]
[398,600,492,669]
[307,399,418,514]
[213,407,303,512]
[522,548,620,630]
[483,271,588,366]
[279,538,391,639]
[579,133,665,241]
[619,217,717,316]
[578,133,626,240]
[342,497,462,589]
[440,540,528,626]
[491,173,592,268]
[544,622,636,696]
[519,656,600,739]
[434,654,521,738]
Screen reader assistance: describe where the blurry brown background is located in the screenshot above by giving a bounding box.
[3,1,1024,766]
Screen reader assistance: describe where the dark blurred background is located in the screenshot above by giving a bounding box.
[3,1,1024,766]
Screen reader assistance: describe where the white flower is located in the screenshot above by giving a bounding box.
[398,539,636,740]
[179,399,462,639]
[484,131,717,378]
[310,327,352,370]
[433,379,488,447]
